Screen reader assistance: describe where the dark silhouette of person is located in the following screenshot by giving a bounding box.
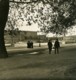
[48,39,52,54]
[30,40,33,48]
[27,41,29,48]
[54,38,60,54]
[27,41,30,48]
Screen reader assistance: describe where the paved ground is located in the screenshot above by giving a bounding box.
[7,46,47,56]
[0,45,76,80]
[7,46,47,52]
[6,43,76,52]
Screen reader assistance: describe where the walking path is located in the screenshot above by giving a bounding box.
[0,44,76,80]
[7,46,47,53]
[6,43,76,53]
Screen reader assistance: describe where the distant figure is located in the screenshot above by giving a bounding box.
[27,41,30,48]
[54,38,60,54]
[27,41,31,48]
[30,40,33,48]
[48,39,52,54]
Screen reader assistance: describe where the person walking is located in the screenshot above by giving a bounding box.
[54,38,60,54]
[27,41,30,48]
[48,39,52,54]
[30,40,33,48]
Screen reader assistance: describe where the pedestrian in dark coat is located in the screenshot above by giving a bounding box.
[48,39,52,54]
[27,41,30,48]
[54,38,60,54]
[30,40,33,48]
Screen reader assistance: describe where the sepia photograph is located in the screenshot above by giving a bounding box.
[0,0,76,80]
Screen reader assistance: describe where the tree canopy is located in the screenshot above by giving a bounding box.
[8,0,76,34]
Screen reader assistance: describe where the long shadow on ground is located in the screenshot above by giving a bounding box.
[8,48,47,57]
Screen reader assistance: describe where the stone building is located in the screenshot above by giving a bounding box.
[4,30,38,43]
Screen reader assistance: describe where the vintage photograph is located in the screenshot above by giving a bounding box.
[0,0,76,80]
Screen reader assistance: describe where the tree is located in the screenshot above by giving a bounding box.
[48,0,76,35]
[8,0,76,34]
[23,0,76,35]
[0,0,9,58]
[0,0,76,58]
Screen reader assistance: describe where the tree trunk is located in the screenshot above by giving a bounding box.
[0,0,9,58]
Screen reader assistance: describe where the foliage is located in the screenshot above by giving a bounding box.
[8,0,76,34]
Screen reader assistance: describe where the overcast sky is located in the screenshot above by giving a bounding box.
[19,23,40,32]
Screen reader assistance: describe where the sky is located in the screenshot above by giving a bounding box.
[66,26,76,36]
[19,22,76,37]
[16,16,76,37]
[19,23,40,32]
[6,18,76,37]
